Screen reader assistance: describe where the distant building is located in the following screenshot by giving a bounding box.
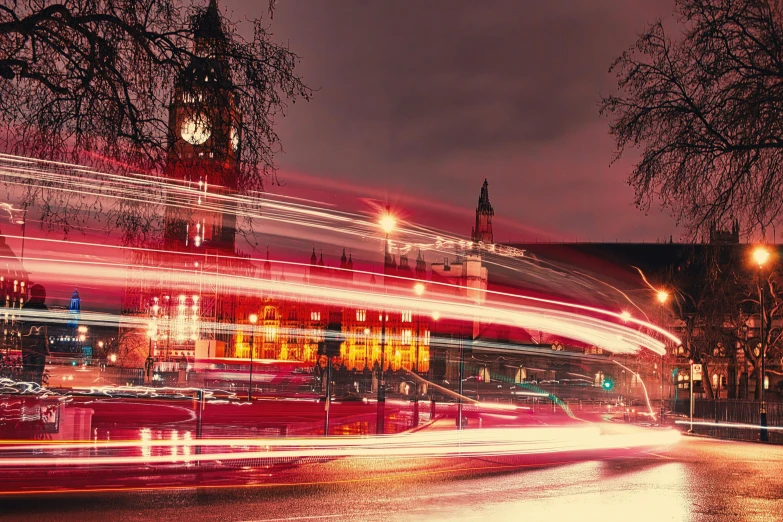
[0,230,29,351]
[501,223,782,401]
[471,179,494,244]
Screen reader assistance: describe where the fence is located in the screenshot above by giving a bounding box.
[673,399,783,443]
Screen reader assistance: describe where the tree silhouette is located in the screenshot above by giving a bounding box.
[0,0,310,237]
[601,0,783,238]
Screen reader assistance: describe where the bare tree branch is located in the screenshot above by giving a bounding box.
[0,0,311,239]
[601,0,783,239]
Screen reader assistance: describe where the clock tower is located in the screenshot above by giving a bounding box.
[471,179,494,245]
[164,0,240,253]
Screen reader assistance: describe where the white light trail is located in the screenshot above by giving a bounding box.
[6,254,666,354]
[0,426,680,467]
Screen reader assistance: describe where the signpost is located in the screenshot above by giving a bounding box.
[690,363,702,432]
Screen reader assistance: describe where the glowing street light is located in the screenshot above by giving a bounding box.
[656,288,669,422]
[413,282,425,297]
[620,311,632,322]
[379,212,396,235]
[753,246,770,268]
[248,313,258,401]
[752,245,772,441]
[377,206,397,432]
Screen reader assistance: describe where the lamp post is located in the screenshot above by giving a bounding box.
[657,289,669,422]
[752,246,770,442]
[413,282,425,427]
[413,283,425,373]
[364,327,370,392]
[458,326,465,429]
[377,208,396,434]
[248,313,258,401]
[146,319,157,383]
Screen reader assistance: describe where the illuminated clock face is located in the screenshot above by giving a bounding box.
[180,115,210,145]
[230,127,239,151]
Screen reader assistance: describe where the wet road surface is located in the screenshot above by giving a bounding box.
[2,432,782,521]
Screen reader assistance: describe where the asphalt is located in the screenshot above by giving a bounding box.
[2,431,783,521]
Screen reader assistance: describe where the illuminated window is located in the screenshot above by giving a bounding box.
[310,311,320,321]
[265,326,276,342]
[424,330,430,345]
[401,311,412,323]
[356,309,366,322]
[402,329,412,345]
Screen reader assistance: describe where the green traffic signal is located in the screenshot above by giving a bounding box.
[602,379,614,391]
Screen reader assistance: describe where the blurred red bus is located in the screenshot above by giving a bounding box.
[192,358,315,394]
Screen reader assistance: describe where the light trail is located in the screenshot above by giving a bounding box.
[0,229,682,348]
[675,420,783,431]
[1,152,676,319]
[612,360,657,421]
[3,250,671,355]
[0,426,680,467]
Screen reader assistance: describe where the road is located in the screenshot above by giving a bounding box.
[1,432,782,521]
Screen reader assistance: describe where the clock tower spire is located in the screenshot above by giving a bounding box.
[471,179,494,244]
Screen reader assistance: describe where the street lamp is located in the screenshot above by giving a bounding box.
[752,245,770,442]
[377,207,396,434]
[145,320,157,383]
[413,283,425,373]
[657,289,669,422]
[412,283,425,427]
[248,313,258,401]
[379,213,396,235]
[753,246,770,267]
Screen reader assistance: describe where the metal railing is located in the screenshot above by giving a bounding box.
[673,399,783,443]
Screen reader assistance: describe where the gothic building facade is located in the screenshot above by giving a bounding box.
[0,230,29,351]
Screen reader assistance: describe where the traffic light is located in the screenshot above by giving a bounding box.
[324,311,343,357]
[602,378,614,391]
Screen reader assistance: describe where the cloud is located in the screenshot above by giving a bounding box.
[225,0,677,241]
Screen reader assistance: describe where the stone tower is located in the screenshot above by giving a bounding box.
[471,179,494,244]
[164,0,241,253]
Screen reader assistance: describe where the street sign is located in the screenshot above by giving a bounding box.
[692,363,703,381]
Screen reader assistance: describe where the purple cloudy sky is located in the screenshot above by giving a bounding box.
[237,0,682,244]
